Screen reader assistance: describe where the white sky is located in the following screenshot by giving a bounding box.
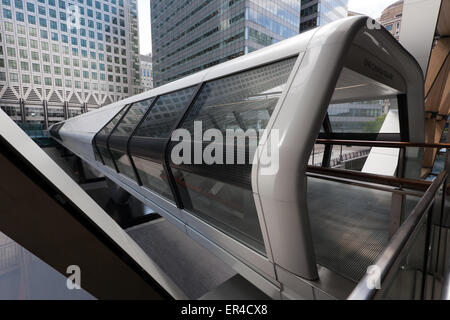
[138,0,400,55]
[348,0,399,18]
[138,0,152,55]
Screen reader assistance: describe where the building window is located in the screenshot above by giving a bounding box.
[18,37,27,46]
[6,35,15,45]
[6,47,16,57]
[17,25,26,35]
[2,9,12,19]
[27,14,36,24]
[9,73,18,82]
[8,59,17,69]
[4,22,13,31]
[32,63,40,72]
[16,11,24,21]
[22,74,30,83]
[20,61,28,70]
[29,27,37,37]
[26,2,35,12]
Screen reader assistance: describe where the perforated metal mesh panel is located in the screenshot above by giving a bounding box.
[307,177,391,282]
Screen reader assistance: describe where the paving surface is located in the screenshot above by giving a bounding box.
[127,220,236,299]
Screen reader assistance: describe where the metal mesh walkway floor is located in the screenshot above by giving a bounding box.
[307,177,418,283]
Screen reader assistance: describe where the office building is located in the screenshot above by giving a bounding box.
[300,0,348,32]
[140,53,153,91]
[150,0,301,87]
[0,0,141,130]
[347,11,362,17]
[380,0,404,40]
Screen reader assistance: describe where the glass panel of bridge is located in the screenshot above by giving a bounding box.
[94,105,129,168]
[109,98,155,181]
[171,56,298,255]
[131,86,197,202]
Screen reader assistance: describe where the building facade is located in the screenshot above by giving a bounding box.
[140,53,153,91]
[0,0,140,131]
[347,10,362,17]
[300,0,348,32]
[150,0,301,87]
[379,0,404,40]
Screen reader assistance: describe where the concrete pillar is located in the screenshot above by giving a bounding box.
[43,100,49,130]
[63,101,69,120]
[19,98,26,124]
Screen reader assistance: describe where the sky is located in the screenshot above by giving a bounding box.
[138,0,400,55]
[348,0,399,18]
[138,0,152,55]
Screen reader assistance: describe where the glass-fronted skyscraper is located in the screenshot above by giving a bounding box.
[151,0,301,87]
[300,0,348,32]
[0,0,141,130]
[140,53,153,91]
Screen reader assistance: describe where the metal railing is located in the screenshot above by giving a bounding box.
[315,139,450,149]
[348,170,448,300]
[307,165,433,191]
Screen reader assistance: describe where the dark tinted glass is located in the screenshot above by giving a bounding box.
[131,87,196,202]
[172,57,298,254]
[134,86,196,138]
[95,105,129,167]
[98,105,129,136]
[111,149,137,181]
[179,57,297,135]
[132,157,175,202]
[111,98,155,137]
[108,98,155,180]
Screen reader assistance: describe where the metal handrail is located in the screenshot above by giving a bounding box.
[442,250,450,300]
[316,139,450,149]
[348,170,448,300]
[307,165,432,191]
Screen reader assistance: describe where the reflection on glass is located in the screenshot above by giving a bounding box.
[135,86,196,139]
[109,98,155,180]
[181,57,297,136]
[174,169,265,254]
[111,149,136,181]
[132,157,174,202]
[98,106,129,136]
[95,105,129,166]
[98,145,115,168]
[112,98,154,137]
[130,87,197,201]
[173,57,298,254]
